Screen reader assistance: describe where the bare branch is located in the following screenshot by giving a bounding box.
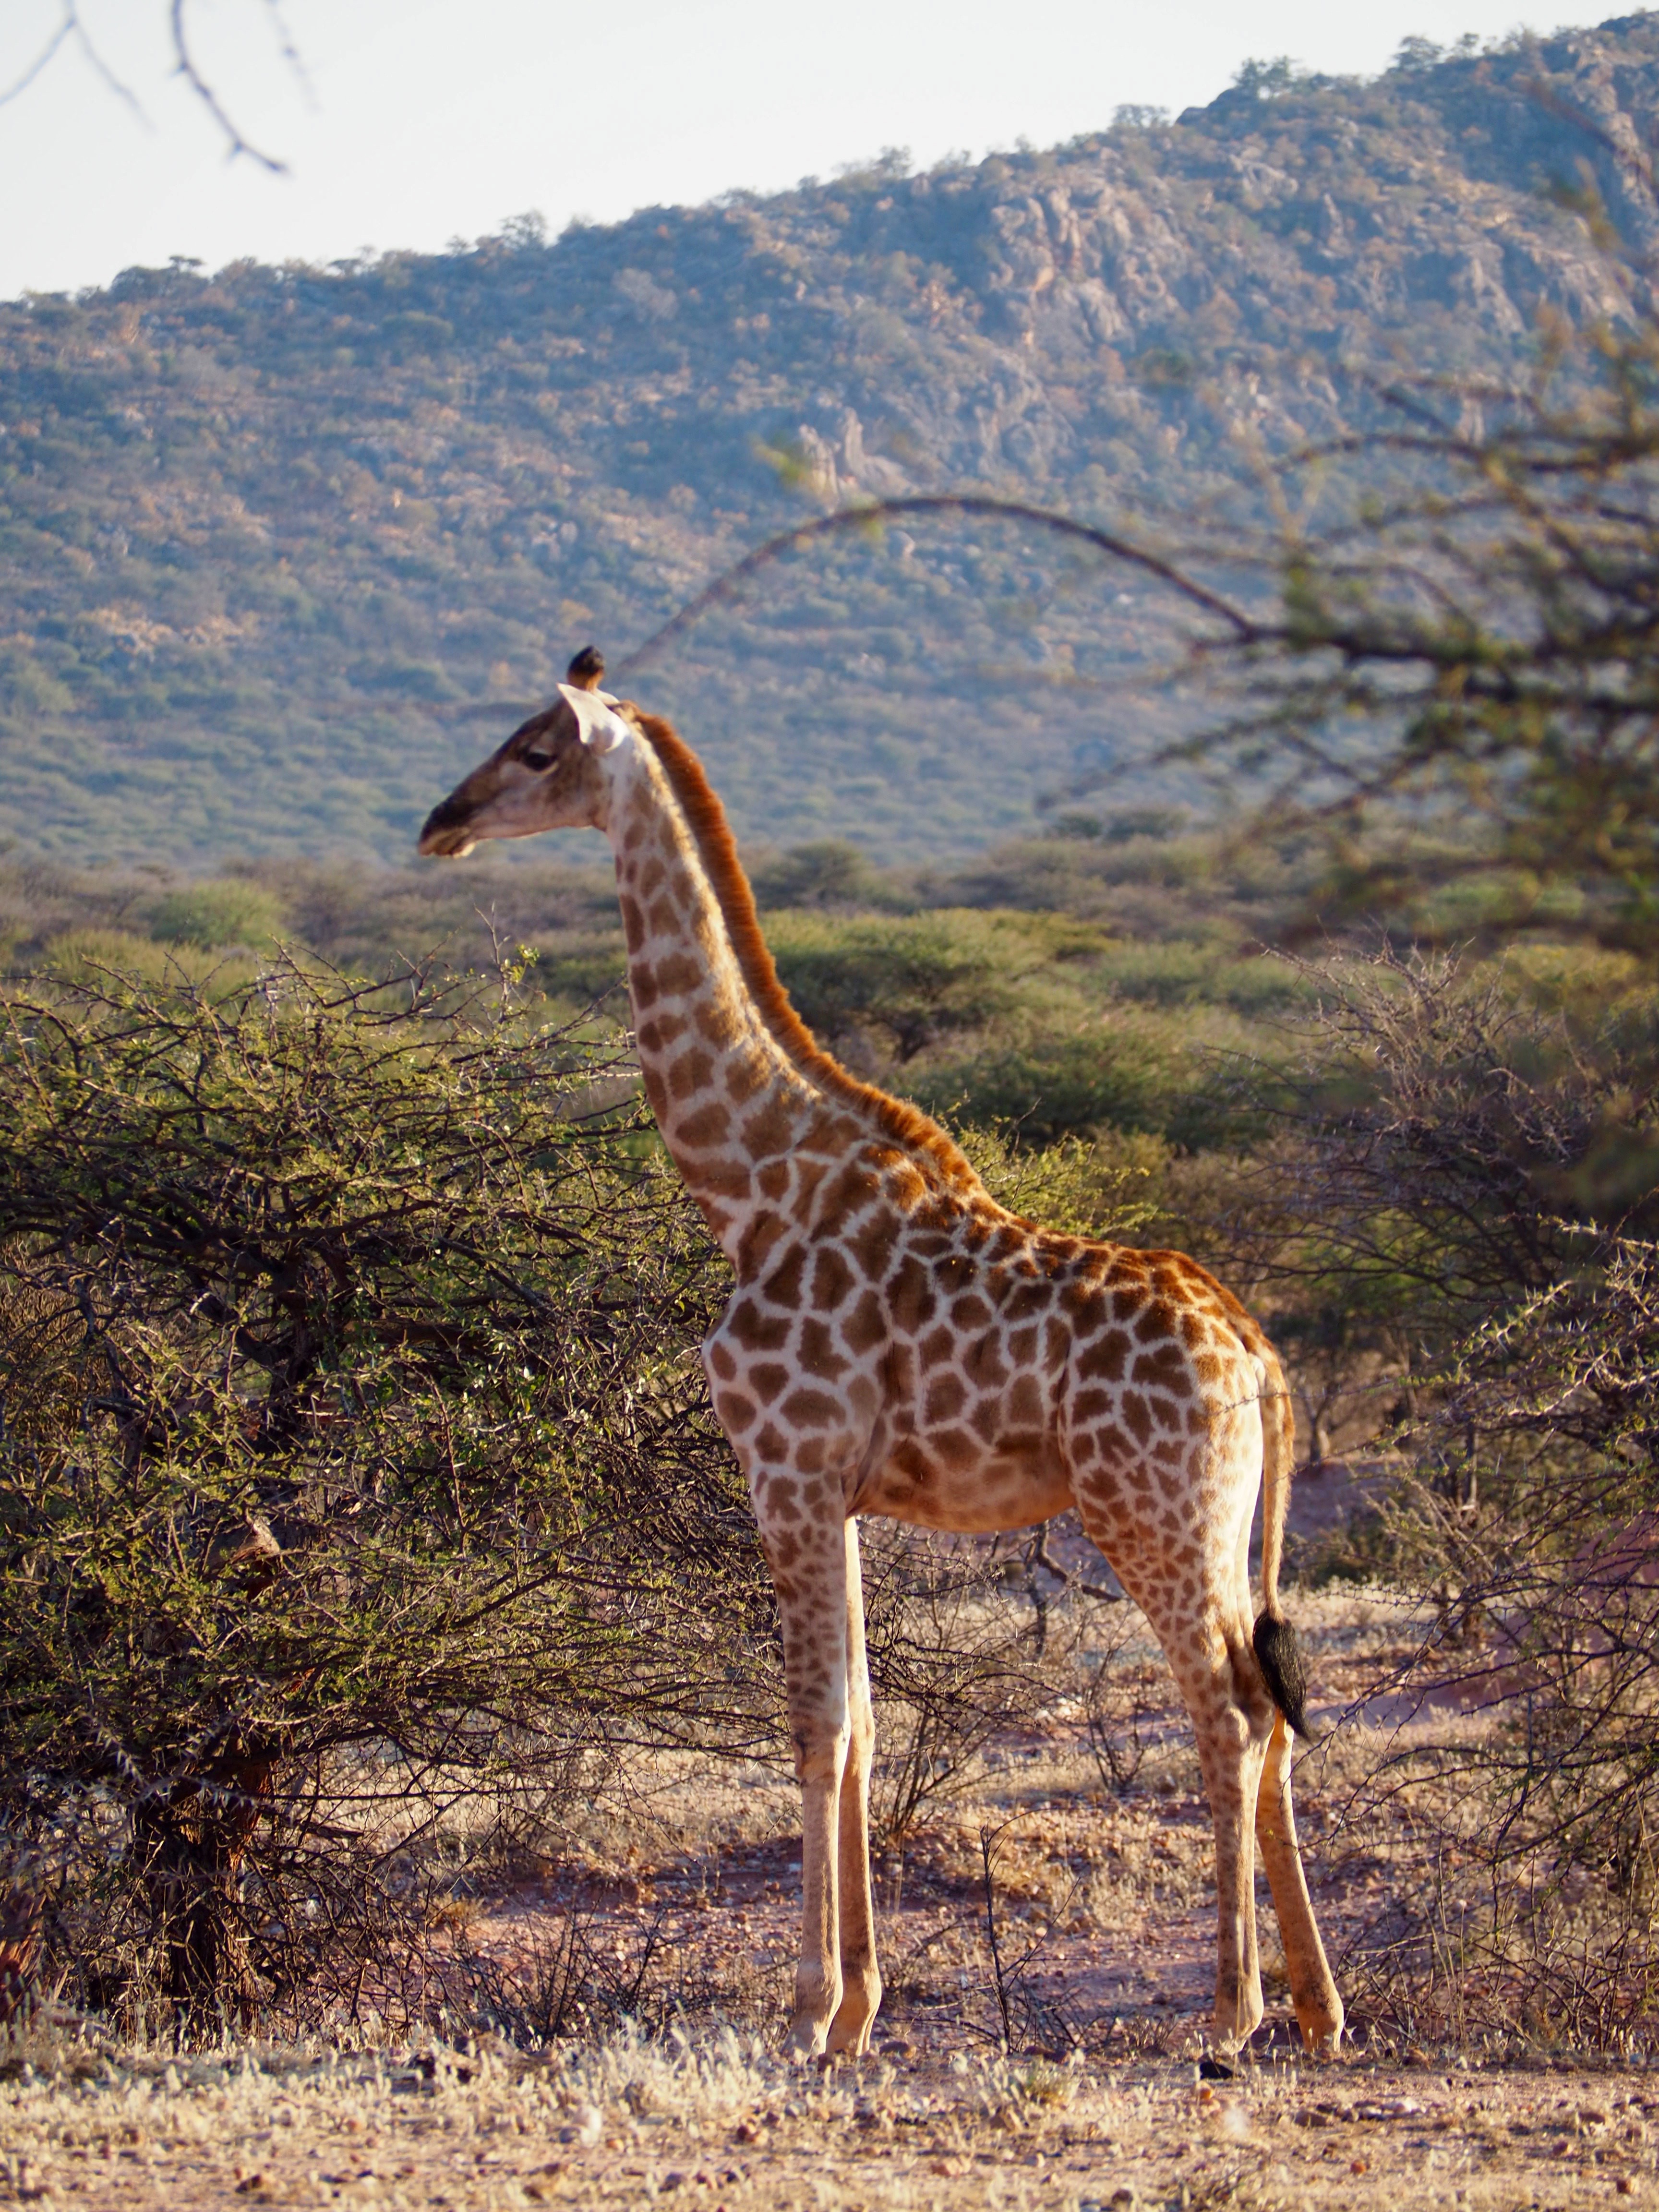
[613,493,1259,685]
[0,6,74,111]
[4,1,306,160]
[1028,1521,1123,1603]
[69,4,147,123]
[259,0,311,105]
[169,0,287,172]
[0,1,146,126]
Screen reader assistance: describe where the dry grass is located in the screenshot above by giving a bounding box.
[4,2016,1658,2210]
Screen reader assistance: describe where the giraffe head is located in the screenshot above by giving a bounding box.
[418,647,634,857]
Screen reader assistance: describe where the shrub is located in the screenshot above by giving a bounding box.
[144,880,287,950]
[1191,946,1659,2045]
[0,960,772,2034]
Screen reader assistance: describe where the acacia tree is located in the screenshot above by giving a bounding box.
[617,252,1659,962]
[0,958,775,2032]
[1192,322,1659,957]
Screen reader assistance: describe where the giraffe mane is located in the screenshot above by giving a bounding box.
[630,708,985,1195]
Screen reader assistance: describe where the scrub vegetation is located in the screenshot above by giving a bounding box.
[1,28,1657,2192]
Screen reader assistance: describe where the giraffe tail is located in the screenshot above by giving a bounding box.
[1251,1346,1317,1743]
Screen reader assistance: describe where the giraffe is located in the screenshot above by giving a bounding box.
[418,649,1345,2063]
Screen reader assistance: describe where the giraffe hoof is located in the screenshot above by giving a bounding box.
[1295,1996,1346,2059]
[1212,1991,1265,2054]
[784,2013,830,2059]
[828,1974,881,2057]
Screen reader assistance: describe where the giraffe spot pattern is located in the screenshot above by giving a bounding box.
[811,1247,854,1312]
[799,1318,849,1381]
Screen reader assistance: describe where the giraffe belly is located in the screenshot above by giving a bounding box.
[857,1431,1073,1533]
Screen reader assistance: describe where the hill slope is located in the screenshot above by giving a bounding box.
[3,17,1657,867]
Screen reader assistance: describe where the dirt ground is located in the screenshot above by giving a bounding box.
[4,2033,1657,2211]
[4,1567,1655,2210]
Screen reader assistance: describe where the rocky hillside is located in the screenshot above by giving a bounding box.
[3,16,1657,867]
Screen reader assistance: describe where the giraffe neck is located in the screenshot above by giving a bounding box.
[602,713,982,1265]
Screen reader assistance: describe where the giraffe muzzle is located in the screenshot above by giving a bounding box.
[417,796,478,858]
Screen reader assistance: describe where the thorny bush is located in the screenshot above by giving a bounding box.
[0,958,781,2034]
[1198,946,1659,2049]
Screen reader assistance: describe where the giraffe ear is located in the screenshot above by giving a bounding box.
[558,682,631,754]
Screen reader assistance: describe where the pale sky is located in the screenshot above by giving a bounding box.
[0,0,1634,301]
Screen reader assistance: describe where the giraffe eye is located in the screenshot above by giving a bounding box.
[522,749,553,771]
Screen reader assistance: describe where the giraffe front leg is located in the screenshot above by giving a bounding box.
[828,1519,881,2056]
[1201,1698,1270,2052]
[758,1501,853,2057]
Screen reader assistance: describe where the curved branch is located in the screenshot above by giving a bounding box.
[612,492,1259,682]
[0,7,74,109]
[170,0,287,172]
[0,2,145,124]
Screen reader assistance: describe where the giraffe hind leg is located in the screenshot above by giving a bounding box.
[1254,1713,1345,2056]
[1077,1518,1272,2050]
[1186,1625,1273,2051]
[1238,1509,1345,2056]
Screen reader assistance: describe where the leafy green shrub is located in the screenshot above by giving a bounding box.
[144,879,287,950]
[765,907,1122,1084]
[767,909,1026,1064]
[914,1026,1228,1148]
[39,928,193,985]
[749,842,890,911]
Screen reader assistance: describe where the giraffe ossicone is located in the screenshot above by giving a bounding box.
[419,651,1345,2062]
[557,682,631,752]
